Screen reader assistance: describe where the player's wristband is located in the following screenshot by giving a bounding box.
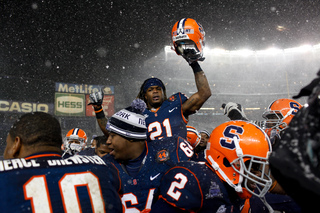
[190,62,202,73]
[269,180,278,192]
[94,106,105,119]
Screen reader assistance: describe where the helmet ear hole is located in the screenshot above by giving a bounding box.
[223,157,231,168]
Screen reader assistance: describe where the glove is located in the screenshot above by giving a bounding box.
[222,102,248,121]
[88,90,104,106]
[175,44,205,64]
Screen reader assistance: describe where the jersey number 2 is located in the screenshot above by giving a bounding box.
[23,172,105,213]
[167,173,188,201]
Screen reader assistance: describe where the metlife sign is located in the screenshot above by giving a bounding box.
[54,82,114,117]
[55,82,114,94]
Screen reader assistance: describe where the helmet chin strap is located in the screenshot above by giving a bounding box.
[207,154,243,193]
[233,137,244,192]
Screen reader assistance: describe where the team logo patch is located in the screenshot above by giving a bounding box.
[168,95,177,102]
[206,181,223,199]
[156,149,170,162]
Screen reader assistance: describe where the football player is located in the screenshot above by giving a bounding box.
[103,99,194,212]
[62,127,88,158]
[260,98,302,139]
[151,121,273,213]
[78,135,111,158]
[1,112,123,212]
[270,71,320,212]
[223,101,302,212]
[136,18,211,141]
[90,18,211,142]
[185,125,201,148]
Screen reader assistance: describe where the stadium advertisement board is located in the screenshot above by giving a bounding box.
[55,93,85,116]
[54,82,114,117]
[0,100,54,113]
[85,95,114,117]
[55,82,114,95]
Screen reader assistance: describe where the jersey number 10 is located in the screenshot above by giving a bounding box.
[24,171,105,213]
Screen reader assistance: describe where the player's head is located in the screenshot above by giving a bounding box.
[261,98,302,136]
[137,77,167,109]
[199,129,210,148]
[106,99,147,161]
[4,112,62,159]
[186,126,201,148]
[172,18,205,62]
[205,120,272,199]
[63,128,87,155]
[94,135,111,157]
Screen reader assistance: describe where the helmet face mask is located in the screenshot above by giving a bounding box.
[63,128,87,155]
[172,18,205,63]
[261,99,302,135]
[175,40,204,62]
[231,155,272,198]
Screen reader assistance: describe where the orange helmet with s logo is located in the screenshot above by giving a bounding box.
[205,121,272,199]
[261,98,302,136]
[186,125,201,148]
[172,18,205,63]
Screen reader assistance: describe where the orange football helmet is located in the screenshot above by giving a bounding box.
[186,126,201,148]
[63,128,88,155]
[172,18,205,63]
[261,98,302,136]
[205,121,272,199]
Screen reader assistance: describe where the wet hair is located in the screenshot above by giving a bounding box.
[9,112,62,148]
[95,135,108,148]
[137,77,167,103]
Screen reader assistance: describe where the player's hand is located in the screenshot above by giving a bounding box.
[222,102,248,121]
[88,90,104,106]
[175,45,205,64]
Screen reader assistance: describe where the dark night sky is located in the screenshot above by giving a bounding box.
[1,0,320,147]
[1,0,320,102]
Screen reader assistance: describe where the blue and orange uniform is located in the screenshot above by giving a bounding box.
[0,152,123,212]
[104,135,194,212]
[151,161,245,213]
[144,92,188,142]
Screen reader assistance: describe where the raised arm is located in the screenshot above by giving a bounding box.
[182,62,211,118]
[88,91,109,137]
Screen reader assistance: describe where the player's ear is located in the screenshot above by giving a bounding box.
[12,136,22,158]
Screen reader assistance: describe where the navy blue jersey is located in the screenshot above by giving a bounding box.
[249,192,301,213]
[191,150,206,162]
[0,152,123,213]
[144,92,188,142]
[104,135,193,212]
[78,147,96,156]
[152,161,244,213]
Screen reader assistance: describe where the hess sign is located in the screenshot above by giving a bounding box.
[55,93,85,116]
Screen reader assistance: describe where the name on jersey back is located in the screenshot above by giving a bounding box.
[0,155,106,172]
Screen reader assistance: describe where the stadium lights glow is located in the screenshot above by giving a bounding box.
[284,44,312,53]
[164,43,320,56]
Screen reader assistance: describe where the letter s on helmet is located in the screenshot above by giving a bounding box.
[205,120,273,199]
[172,18,205,62]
